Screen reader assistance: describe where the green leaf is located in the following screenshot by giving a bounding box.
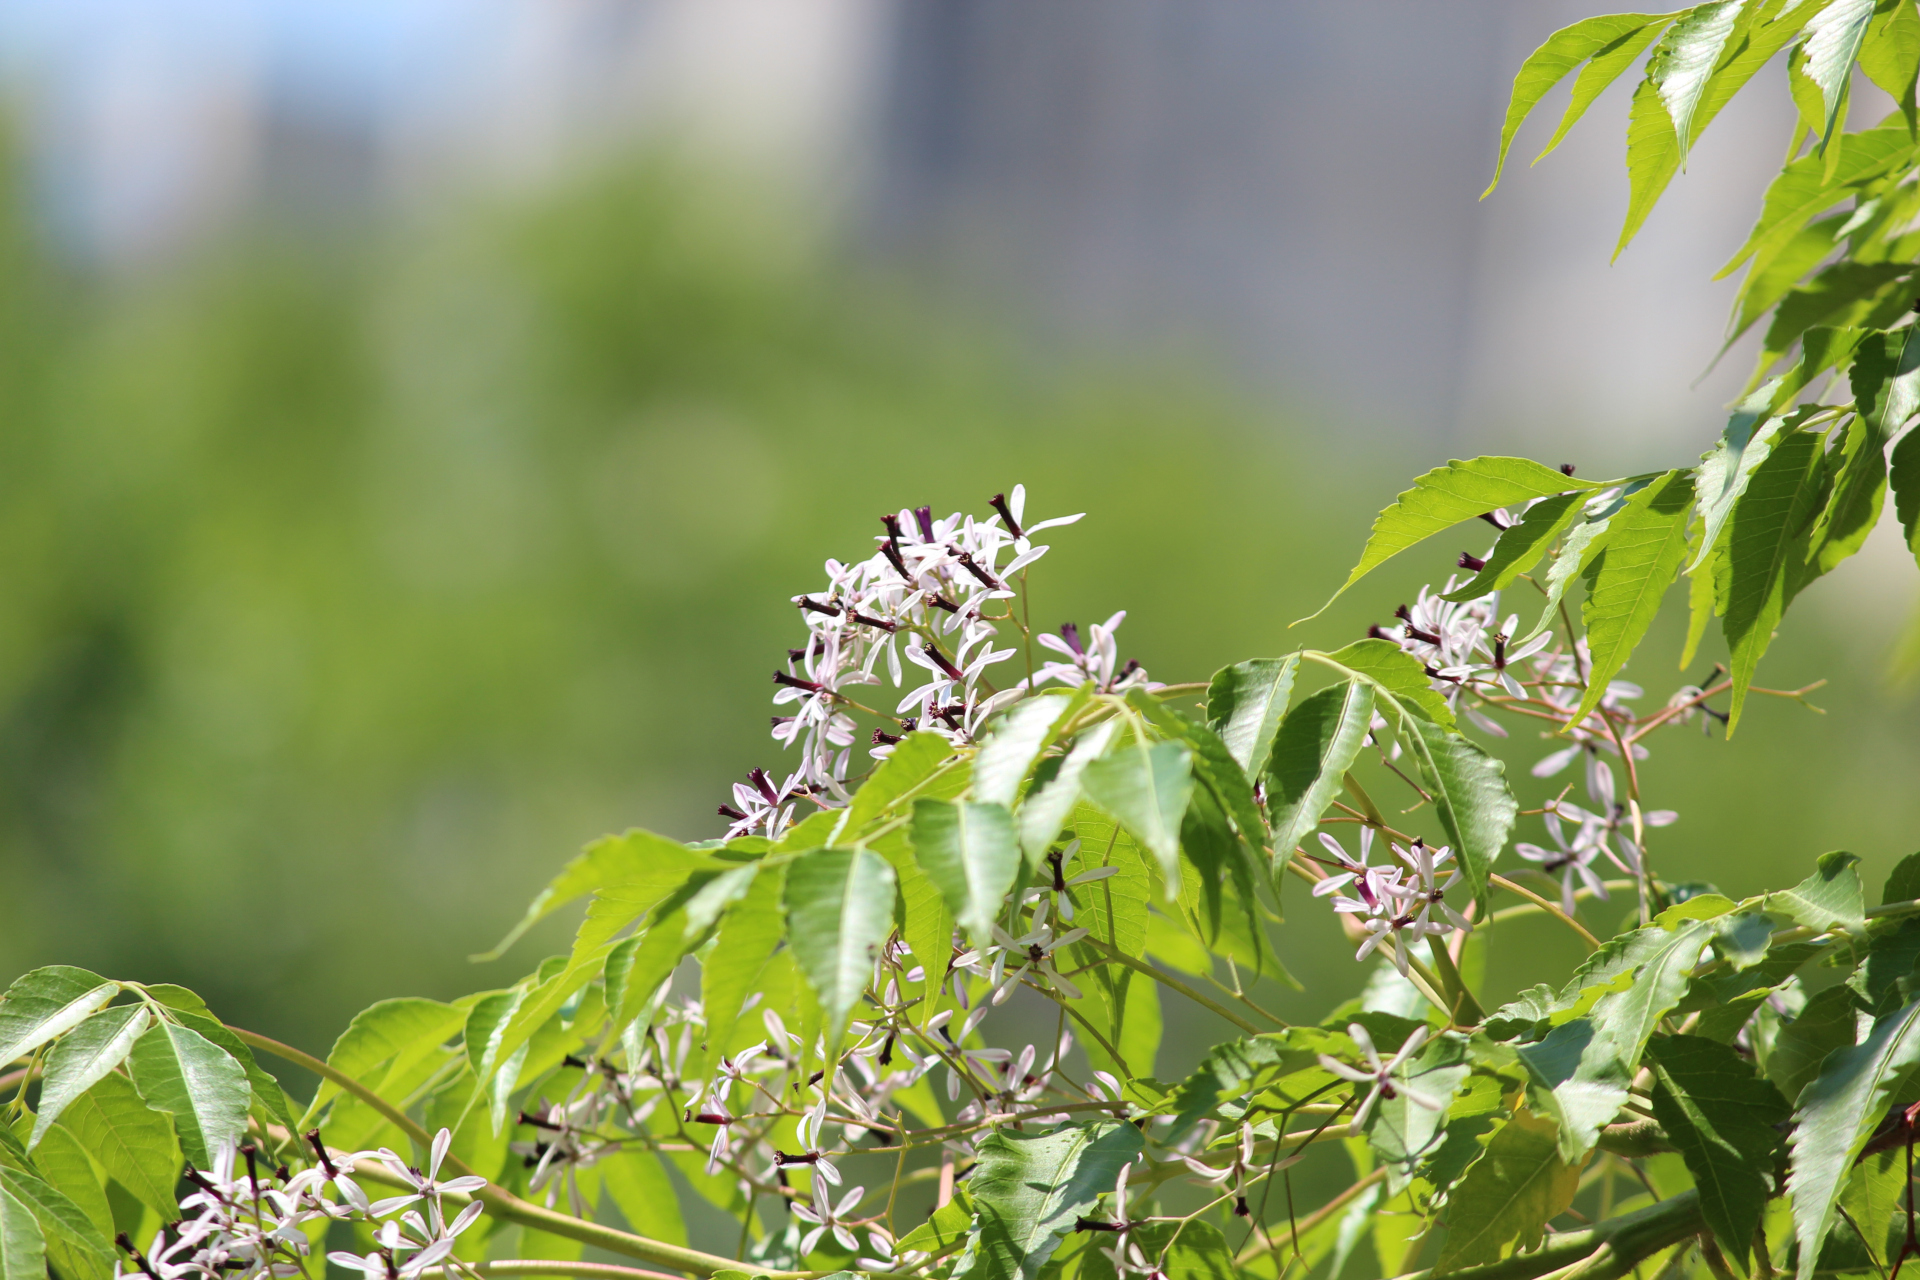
[1766,850,1865,933]
[1571,470,1695,724]
[310,998,467,1116]
[1122,1222,1239,1280]
[1442,493,1586,602]
[0,968,116,1071]
[1767,985,1861,1103]
[702,861,787,1055]
[27,1123,112,1242]
[1483,13,1677,198]
[1081,740,1193,892]
[1166,1030,1340,1139]
[1728,218,1847,345]
[1805,415,1888,579]
[839,730,959,835]
[1646,1035,1790,1269]
[894,1192,973,1259]
[1130,696,1265,856]
[1892,422,1920,570]
[1367,1033,1470,1193]
[1205,657,1298,780]
[1430,1109,1581,1272]
[1681,517,1719,669]
[57,1073,178,1219]
[1016,721,1119,863]
[1724,426,1830,730]
[1305,457,1599,619]
[126,1020,250,1169]
[911,799,1022,947]
[958,1122,1145,1280]
[604,902,703,1036]
[1264,680,1374,868]
[1862,0,1920,128]
[1400,718,1518,907]
[1519,510,1619,643]
[1321,639,1456,728]
[1788,997,1920,1280]
[1721,111,1920,279]
[1651,1,1745,165]
[1691,387,1789,573]
[0,1167,113,1280]
[1802,0,1875,148]
[476,827,712,961]
[1849,917,1920,1016]
[599,1150,686,1248]
[1885,850,1920,904]
[1851,324,1920,444]
[1758,261,1916,371]
[973,695,1075,808]
[782,848,897,1046]
[29,1005,147,1149]
[154,1004,297,1135]
[0,1184,45,1280]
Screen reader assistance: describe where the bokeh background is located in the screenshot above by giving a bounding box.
[2,0,1918,1112]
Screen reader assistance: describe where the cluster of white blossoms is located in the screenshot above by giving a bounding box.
[721,487,1156,841]
[115,1131,483,1280]
[1310,829,1471,974]
[1363,488,1699,928]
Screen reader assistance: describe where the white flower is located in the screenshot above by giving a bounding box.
[1516,809,1611,913]
[792,1183,867,1254]
[1316,1024,1443,1134]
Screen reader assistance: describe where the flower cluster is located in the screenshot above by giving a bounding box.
[115,1130,483,1280]
[1311,829,1470,974]
[720,487,1156,841]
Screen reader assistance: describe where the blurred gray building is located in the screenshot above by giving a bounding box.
[0,0,1803,466]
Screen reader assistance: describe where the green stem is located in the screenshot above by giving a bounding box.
[1388,1190,1702,1280]
[418,1264,686,1280]
[1425,937,1485,1026]
[1085,940,1271,1034]
[231,1028,830,1280]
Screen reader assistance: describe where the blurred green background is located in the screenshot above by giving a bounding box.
[1,0,1919,1113]
[2,135,1918,1060]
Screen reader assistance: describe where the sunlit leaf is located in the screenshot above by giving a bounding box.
[1205,656,1298,779]
[912,799,1022,947]
[1303,457,1599,620]
[782,848,896,1046]
[57,1073,179,1220]
[0,1167,113,1280]
[701,861,787,1055]
[973,694,1076,808]
[1800,0,1875,148]
[1442,492,1585,602]
[1400,717,1517,906]
[0,968,117,1073]
[1788,996,1920,1280]
[1429,1109,1580,1271]
[1570,470,1695,724]
[1892,422,1920,570]
[1016,721,1118,863]
[1720,111,1920,280]
[1650,1,1744,165]
[1264,680,1374,870]
[1861,0,1920,128]
[0,1183,45,1280]
[1081,739,1193,891]
[1724,426,1830,730]
[1321,639,1455,728]
[126,1020,251,1169]
[957,1121,1145,1280]
[29,1005,147,1150]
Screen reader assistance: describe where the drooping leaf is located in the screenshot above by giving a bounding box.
[1852,324,1920,444]
[1801,0,1875,147]
[152,1004,298,1135]
[1886,851,1920,905]
[958,1121,1145,1280]
[1728,218,1848,345]
[1016,721,1118,863]
[0,1184,45,1280]
[973,695,1075,808]
[1400,717,1518,906]
[1571,470,1695,724]
[1651,1,1745,165]
[0,968,116,1072]
[1081,739,1194,892]
[1205,656,1298,780]
[1757,261,1917,372]
[1692,387,1788,573]
[1861,0,1920,128]
[28,1005,147,1149]
[1443,492,1586,602]
[1305,457,1598,619]
[1724,426,1830,730]
[1646,1035,1790,1269]
[26,1123,113,1242]
[309,998,466,1116]
[125,1020,251,1169]
[57,1073,179,1219]
[1430,1109,1581,1272]
[1721,111,1920,279]
[1805,415,1888,579]
[1849,917,1920,1016]
[702,862,787,1055]
[1767,985,1862,1103]
[912,799,1022,947]
[1320,639,1455,727]
[1788,997,1920,1280]
[1127,693,1266,859]
[1892,423,1920,570]
[782,848,897,1046]
[1166,1029,1343,1139]
[1482,12,1677,198]
[1264,681,1374,871]
[1766,850,1865,933]
[1681,517,1719,669]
